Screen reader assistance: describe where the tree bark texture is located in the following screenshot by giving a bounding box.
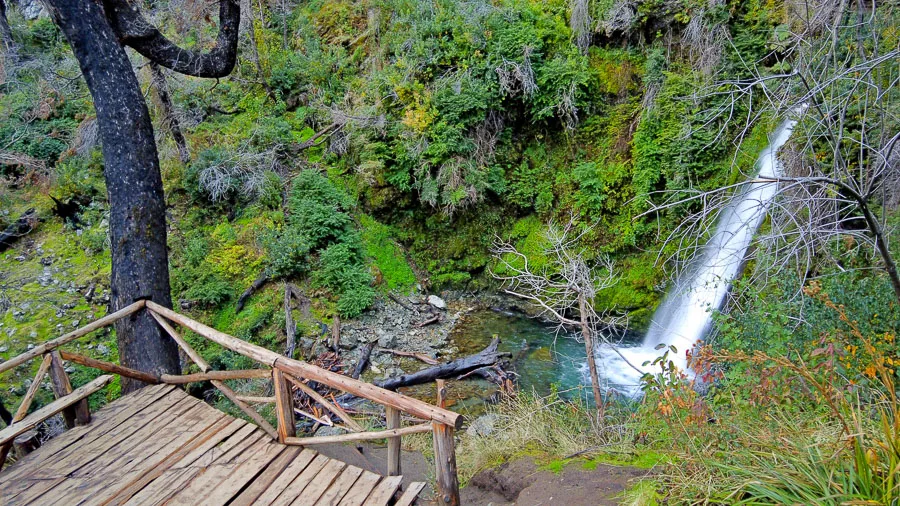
[44,0,180,392]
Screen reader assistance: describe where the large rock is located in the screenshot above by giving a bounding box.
[427,295,447,310]
[13,0,48,19]
[466,413,500,437]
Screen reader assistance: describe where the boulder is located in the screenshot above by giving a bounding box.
[427,295,447,310]
[466,414,500,437]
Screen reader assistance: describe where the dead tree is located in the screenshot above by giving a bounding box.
[149,62,190,163]
[650,2,900,304]
[43,0,240,392]
[492,217,624,417]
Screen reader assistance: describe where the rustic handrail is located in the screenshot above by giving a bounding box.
[145,301,463,429]
[0,300,146,374]
[0,301,462,504]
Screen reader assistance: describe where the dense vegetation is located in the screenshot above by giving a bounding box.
[1,0,898,503]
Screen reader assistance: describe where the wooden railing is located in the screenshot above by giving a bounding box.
[0,300,462,505]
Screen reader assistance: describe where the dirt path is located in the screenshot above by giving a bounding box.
[461,457,652,505]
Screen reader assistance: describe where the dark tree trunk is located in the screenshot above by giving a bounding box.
[0,0,13,53]
[149,62,190,163]
[44,0,179,393]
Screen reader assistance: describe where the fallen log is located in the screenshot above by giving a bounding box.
[376,348,439,365]
[374,338,509,391]
[284,285,296,359]
[388,293,415,312]
[236,271,268,313]
[351,342,375,379]
[331,315,341,352]
[0,208,37,253]
[415,314,441,328]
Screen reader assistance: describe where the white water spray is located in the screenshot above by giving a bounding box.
[593,117,799,395]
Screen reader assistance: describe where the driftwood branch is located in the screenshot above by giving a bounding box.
[236,271,268,313]
[374,338,508,390]
[376,348,439,365]
[351,342,375,379]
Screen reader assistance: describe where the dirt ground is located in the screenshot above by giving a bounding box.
[315,443,651,505]
[461,458,651,505]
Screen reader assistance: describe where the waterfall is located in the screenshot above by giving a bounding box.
[593,117,799,395]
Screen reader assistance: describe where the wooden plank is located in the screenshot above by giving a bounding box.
[241,448,317,506]
[123,428,268,506]
[0,300,145,374]
[167,439,287,506]
[147,302,463,429]
[0,375,112,445]
[290,458,346,506]
[236,396,276,403]
[284,423,432,446]
[100,415,238,506]
[286,374,364,432]
[161,369,271,383]
[362,475,403,506]
[59,350,161,384]
[120,421,251,506]
[385,406,401,476]
[432,422,460,506]
[172,421,254,469]
[48,350,91,426]
[337,471,382,506]
[0,386,178,504]
[274,369,296,442]
[8,394,199,505]
[26,396,215,505]
[68,395,204,477]
[270,454,330,506]
[313,465,363,506]
[0,384,174,484]
[211,378,278,440]
[227,446,303,506]
[394,482,427,506]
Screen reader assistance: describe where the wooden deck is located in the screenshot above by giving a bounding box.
[0,384,425,506]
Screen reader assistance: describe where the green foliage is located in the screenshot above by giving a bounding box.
[54,151,106,201]
[359,214,417,292]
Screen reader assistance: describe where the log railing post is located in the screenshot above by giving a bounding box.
[48,351,90,427]
[431,421,460,506]
[385,406,401,476]
[273,370,295,443]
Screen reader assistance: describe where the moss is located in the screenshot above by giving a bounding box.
[358,214,417,293]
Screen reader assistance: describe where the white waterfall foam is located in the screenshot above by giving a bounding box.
[591,117,799,396]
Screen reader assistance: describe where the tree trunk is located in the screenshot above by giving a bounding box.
[858,199,900,304]
[0,0,14,53]
[149,62,190,163]
[45,0,179,393]
[579,294,604,417]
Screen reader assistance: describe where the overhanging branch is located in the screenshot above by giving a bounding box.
[104,0,240,78]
